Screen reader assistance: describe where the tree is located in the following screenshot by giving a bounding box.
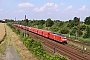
[83,26,90,38]
[51,26,59,32]
[39,20,45,25]
[46,18,54,27]
[67,20,74,28]
[84,16,90,25]
[53,20,64,27]
[60,28,69,34]
[67,17,79,27]
[70,29,76,35]
[73,17,78,26]
[80,25,86,31]
[74,17,78,22]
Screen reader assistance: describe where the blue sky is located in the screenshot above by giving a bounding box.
[0,0,90,21]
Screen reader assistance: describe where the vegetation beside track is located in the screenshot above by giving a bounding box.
[0,38,7,55]
[16,16,90,44]
[6,23,38,60]
[7,23,68,60]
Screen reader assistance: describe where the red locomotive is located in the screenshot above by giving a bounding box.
[13,24,67,44]
[42,30,50,38]
[37,29,43,36]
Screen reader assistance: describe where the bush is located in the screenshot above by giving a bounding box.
[61,29,69,34]
[83,26,90,38]
[38,25,43,29]
[70,29,76,35]
[80,25,86,31]
[51,26,59,32]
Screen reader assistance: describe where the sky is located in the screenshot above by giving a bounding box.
[0,0,90,21]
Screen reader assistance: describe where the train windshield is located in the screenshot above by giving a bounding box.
[62,37,67,40]
[52,33,62,36]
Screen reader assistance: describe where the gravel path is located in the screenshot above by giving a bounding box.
[6,46,21,60]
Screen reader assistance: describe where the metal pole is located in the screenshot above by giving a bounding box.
[82,42,84,54]
[54,48,56,56]
[15,17,16,24]
[25,15,26,37]
[15,17,16,21]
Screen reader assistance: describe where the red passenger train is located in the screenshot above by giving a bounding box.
[13,24,67,44]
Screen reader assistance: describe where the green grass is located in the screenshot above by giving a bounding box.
[63,34,90,44]
[0,39,7,55]
[0,24,7,55]
[78,37,90,43]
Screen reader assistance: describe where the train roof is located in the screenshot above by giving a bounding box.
[52,33,65,37]
[43,30,51,32]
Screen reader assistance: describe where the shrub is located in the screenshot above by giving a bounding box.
[61,29,69,34]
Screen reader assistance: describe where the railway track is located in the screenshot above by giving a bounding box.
[67,38,90,57]
[43,42,79,60]
[15,26,90,60]
[48,43,88,60]
[28,31,90,60]
[39,35,89,60]
[67,38,90,48]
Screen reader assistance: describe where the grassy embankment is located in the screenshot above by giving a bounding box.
[0,23,6,55]
[6,23,39,60]
[0,23,7,60]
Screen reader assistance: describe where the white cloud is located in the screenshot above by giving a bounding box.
[0,9,2,11]
[33,7,44,12]
[54,4,58,8]
[18,3,34,7]
[33,3,58,12]
[66,5,72,10]
[60,3,65,5]
[45,3,54,6]
[78,6,88,11]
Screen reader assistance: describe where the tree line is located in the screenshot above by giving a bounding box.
[5,16,90,38]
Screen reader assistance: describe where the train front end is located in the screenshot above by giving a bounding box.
[62,36,67,44]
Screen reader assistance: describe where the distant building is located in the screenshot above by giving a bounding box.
[2,18,7,23]
[3,18,7,21]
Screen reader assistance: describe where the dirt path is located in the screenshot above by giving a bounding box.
[5,24,38,60]
[6,46,21,60]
